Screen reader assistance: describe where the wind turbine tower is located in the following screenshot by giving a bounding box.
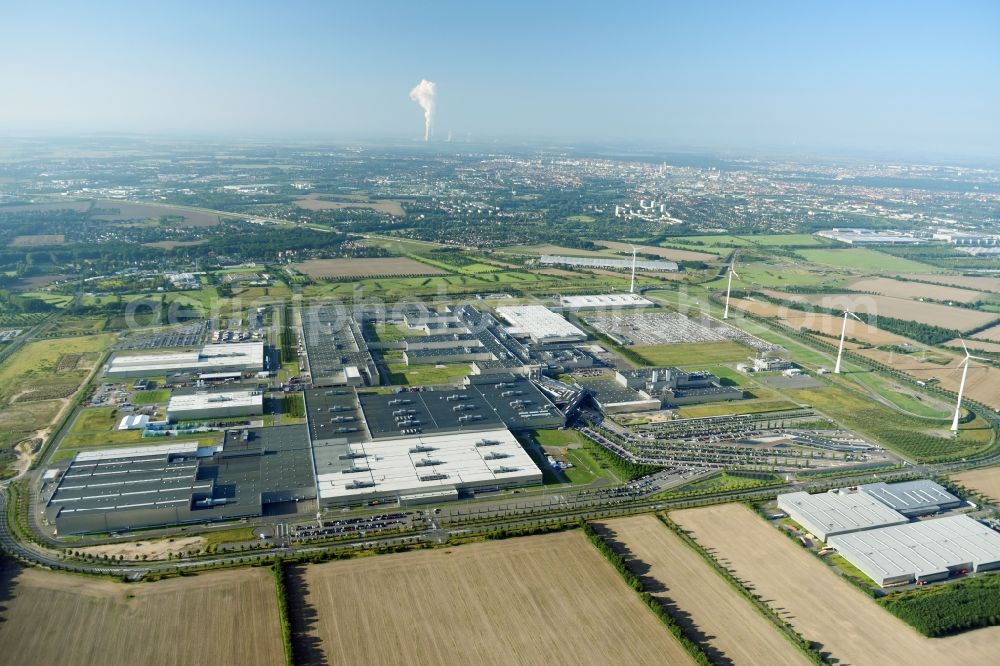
[834,309,863,374]
[629,244,637,294]
[722,263,739,319]
[951,339,986,432]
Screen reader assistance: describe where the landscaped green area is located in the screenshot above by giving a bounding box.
[786,383,993,462]
[882,574,1000,637]
[676,399,797,419]
[386,359,471,386]
[528,428,624,485]
[134,389,170,405]
[632,341,751,367]
[663,471,782,497]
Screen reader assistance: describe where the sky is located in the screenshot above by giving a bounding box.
[1,1,998,158]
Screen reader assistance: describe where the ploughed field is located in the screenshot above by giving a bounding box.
[0,564,285,666]
[671,503,1000,666]
[289,531,693,665]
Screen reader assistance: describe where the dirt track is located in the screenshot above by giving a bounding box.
[600,515,808,665]
[672,503,1000,666]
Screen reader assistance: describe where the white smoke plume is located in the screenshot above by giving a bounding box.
[409,79,436,141]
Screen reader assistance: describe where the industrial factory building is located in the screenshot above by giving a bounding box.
[860,480,962,517]
[776,489,909,541]
[828,515,1000,587]
[105,342,264,378]
[314,428,542,506]
[45,426,316,535]
[495,305,588,344]
[166,389,264,422]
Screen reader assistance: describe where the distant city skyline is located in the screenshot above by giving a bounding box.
[1,1,998,158]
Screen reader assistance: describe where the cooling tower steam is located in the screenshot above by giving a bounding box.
[409,79,436,141]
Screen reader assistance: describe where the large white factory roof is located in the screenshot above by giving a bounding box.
[777,490,908,540]
[107,342,264,375]
[495,305,586,343]
[315,428,541,501]
[559,294,654,309]
[167,390,263,413]
[828,515,1000,586]
[74,441,199,463]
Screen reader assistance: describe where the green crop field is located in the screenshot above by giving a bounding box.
[796,248,940,273]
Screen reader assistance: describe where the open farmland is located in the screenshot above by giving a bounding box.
[295,193,406,216]
[896,273,1000,294]
[793,293,997,331]
[291,257,446,279]
[947,337,1000,353]
[671,503,1000,666]
[972,323,1000,342]
[854,347,1000,410]
[9,234,65,246]
[795,248,940,273]
[952,466,1000,504]
[597,240,717,262]
[727,297,914,346]
[290,531,693,665]
[848,277,984,304]
[0,564,284,666]
[92,200,220,226]
[600,515,808,665]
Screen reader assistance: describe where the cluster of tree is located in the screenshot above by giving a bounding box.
[882,574,1000,637]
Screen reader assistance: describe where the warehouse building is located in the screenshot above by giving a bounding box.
[166,389,264,422]
[106,342,264,378]
[495,305,587,344]
[860,480,962,517]
[828,515,1000,587]
[777,489,909,541]
[313,428,542,506]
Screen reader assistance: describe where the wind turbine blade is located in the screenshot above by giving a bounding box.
[959,337,969,356]
[968,354,989,361]
[847,311,863,321]
[731,270,740,279]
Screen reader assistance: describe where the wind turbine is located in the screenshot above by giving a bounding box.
[834,309,863,374]
[951,339,987,432]
[629,244,637,294]
[722,263,739,320]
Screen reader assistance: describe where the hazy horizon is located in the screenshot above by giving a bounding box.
[1,1,998,158]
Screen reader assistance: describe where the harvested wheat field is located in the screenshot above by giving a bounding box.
[848,277,983,303]
[972,322,1000,342]
[728,297,912,346]
[0,564,284,666]
[600,515,807,666]
[597,240,717,262]
[290,531,692,666]
[291,257,445,279]
[9,234,65,246]
[671,503,1000,666]
[896,273,1000,294]
[947,337,1000,354]
[855,347,1000,410]
[794,293,996,331]
[952,466,1000,504]
[295,193,406,216]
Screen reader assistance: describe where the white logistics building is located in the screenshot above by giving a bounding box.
[315,428,541,506]
[166,389,264,422]
[106,342,264,378]
[495,305,587,344]
[559,294,654,309]
[777,489,909,541]
[828,515,1000,587]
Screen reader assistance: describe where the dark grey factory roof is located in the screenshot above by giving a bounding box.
[861,480,962,515]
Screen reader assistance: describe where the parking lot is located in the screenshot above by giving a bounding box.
[119,320,211,350]
[585,312,779,352]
